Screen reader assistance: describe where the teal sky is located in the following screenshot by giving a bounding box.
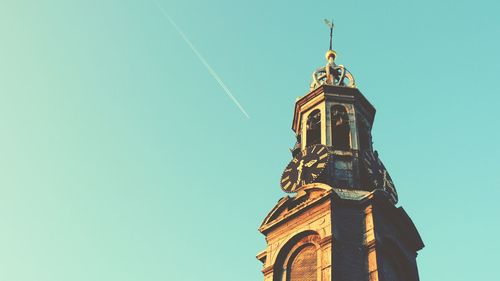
[1,0,499,280]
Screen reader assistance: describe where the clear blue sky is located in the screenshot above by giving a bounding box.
[1,0,499,280]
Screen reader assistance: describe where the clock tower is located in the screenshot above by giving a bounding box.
[257,24,424,281]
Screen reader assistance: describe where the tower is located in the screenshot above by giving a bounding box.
[257,23,424,281]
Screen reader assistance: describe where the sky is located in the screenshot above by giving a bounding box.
[0,0,499,280]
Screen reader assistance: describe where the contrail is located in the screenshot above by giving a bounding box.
[152,0,250,119]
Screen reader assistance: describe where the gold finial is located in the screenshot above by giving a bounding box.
[325,49,337,62]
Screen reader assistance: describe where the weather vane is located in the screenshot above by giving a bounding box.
[309,18,356,89]
[324,19,335,50]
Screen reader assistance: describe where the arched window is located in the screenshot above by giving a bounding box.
[273,231,321,281]
[331,105,350,150]
[306,109,321,147]
[287,245,317,281]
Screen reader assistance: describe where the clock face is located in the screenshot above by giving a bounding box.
[362,150,398,204]
[280,144,330,193]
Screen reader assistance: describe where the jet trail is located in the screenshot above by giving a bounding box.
[152,0,250,119]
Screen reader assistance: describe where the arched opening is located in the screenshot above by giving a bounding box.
[273,231,321,281]
[331,105,350,150]
[306,109,321,147]
[287,245,317,281]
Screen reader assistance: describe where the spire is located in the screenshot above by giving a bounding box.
[309,20,356,90]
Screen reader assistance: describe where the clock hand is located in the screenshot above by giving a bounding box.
[296,159,304,184]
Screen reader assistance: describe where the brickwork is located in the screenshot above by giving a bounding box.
[258,188,423,281]
[260,66,423,280]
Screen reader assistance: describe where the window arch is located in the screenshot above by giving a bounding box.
[306,109,321,147]
[287,245,317,281]
[273,231,321,281]
[330,105,350,150]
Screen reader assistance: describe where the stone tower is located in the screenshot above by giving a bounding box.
[257,27,424,281]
